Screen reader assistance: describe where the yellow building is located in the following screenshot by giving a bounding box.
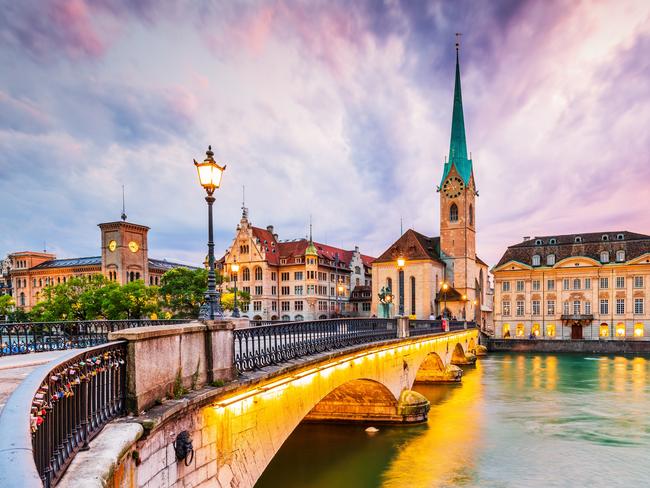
[220,209,374,321]
[9,217,194,311]
[492,232,650,339]
[371,43,492,325]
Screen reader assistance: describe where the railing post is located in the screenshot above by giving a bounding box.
[80,376,90,451]
[397,316,410,338]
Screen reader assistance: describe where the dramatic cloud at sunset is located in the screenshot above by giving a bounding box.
[1,0,649,266]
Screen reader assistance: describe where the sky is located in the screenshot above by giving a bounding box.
[1,0,649,268]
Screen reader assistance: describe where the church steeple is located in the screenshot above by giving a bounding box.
[440,35,473,187]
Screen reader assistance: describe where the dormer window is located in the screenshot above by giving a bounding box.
[602,235,609,241]
[617,234,624,240]
[574,236,582,243]
[535,239,542,245]
[600,251,609,263]
[616,250,625,262]
[547,254,556,266]
[532,255,541,266]
[549,238,557,245]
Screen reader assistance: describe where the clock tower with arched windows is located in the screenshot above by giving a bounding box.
[439,40,477,294]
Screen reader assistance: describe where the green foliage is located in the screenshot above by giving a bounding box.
[159,268,208,318]
[220,289,250,311]
[0,294,14,320]
[172,369,187,399]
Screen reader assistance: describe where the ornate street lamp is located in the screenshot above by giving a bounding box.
[231,262,240,318]
[441,281,449,319]
[337,279,345,317]
[194,145,226,321]
[462,294,468,320]
[396,257,405,316]
[378,286,393,318]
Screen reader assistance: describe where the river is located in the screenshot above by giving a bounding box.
[256,353,650,487]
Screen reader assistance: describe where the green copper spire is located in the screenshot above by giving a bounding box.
[440,37,473,186]
[305,217,318,256]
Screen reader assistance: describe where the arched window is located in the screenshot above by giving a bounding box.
[600,251,609,263]
[546,324,556,337]
[634,323,644,338]
[449,203,458,222]
[136,272,140,280]
[355,266,360,274]
[616,250,625,262]
[532,255,540,266]
[20,292,25,307]
[130,271,135,282]
[616,323,626,337]
[547,254,556,266]
[531,323,540,337]
[242,267,250,281]
[469,204,473,226]
[410,276,416,315]
[254,267,262,280]
[599,323,609,337]
[502,323,510,338]
[294,314,304,321]
[516,323,525,337]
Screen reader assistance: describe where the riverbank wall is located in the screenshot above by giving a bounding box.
[488,339,650,354]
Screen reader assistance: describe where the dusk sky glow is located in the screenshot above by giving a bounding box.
[1,0,649,267]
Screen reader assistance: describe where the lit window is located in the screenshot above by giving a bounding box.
[502,323,511,338]
[531,323,541,337]
[634,323,644,338]
[516,323,525,337]
[616,323,625,337]
[599,323,609,337]
[546,324,556,337]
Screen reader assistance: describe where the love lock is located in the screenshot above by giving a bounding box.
[173,431,194,466]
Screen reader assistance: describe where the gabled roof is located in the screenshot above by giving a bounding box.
[496,231,650,268]
[252,227,280,264]
[374,229,443,264]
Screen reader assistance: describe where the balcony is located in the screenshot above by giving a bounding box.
[561,314,594,322]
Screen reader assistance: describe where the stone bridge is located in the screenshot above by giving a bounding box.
[90,324,477,488]
[0,319,480,488]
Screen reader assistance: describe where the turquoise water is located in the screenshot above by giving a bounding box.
[256,353,650,487]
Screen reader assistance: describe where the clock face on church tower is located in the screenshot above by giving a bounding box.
[443,176,464,198]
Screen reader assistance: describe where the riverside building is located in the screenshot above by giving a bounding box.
[8,216,194,311]
[492,232,650,339]
[220,208,374,321]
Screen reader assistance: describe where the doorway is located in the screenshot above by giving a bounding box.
[571,323,583,340]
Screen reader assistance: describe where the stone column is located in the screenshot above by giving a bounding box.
[205,320,236,384]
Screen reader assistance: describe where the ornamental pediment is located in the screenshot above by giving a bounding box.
[494,260,531,272]
[553,256,601,268]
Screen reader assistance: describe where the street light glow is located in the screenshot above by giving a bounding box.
[396,257,406,268]
[194,145,226,194]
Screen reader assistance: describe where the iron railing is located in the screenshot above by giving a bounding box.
[0,342,127,488]
[410,320,476,336]
[234,318,397,372]
[0,319,186,357]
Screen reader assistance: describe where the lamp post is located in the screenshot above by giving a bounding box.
[396,257,405,316]
[194,145,226,321]
[473,299,478,325]
[337,279,345,317]
[378,286,393,318]
[231,262,240,318]
[462,294,468,321]
[441,281,449,318]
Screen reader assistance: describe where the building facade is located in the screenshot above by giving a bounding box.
[220,210,375,321]
[9,218,194,311]
[371,44,492,326]
[492,232,650,339]
[0,258,12,296]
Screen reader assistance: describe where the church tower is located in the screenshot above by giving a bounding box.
[439,38,477,292]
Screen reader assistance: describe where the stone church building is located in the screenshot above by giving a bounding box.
[372,45,492,327]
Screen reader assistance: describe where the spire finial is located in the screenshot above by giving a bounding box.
[241,185,248,220]
[121,185,127,221]
[455,32,461,52]
[309,215,313,242]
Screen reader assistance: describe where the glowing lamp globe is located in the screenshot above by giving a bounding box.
[396,257,406,268]
[231,263,240,273]
[194,145,226,194]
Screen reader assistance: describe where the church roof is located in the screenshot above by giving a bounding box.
[374,229,443,264]
[440,46,473,186]
[495,231,650,268]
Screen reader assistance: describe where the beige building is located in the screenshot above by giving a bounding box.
[371,44,492,326]
[492,232,650,340]
[9,218,194,311]
[220,209,374,321]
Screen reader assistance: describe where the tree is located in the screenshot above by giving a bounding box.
[220,289,251,312]
[0,294,14,321]
[28,275,110,322]
[160,268,208,318]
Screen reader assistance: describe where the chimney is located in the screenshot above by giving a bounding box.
[523,236,530,242]
[267,225,274,234]
[355,246,359,253]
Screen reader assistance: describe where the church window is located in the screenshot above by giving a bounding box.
[410,276,416,315]
[449,203,458,222]
[600,251,609,263]
[20,292,25,307]
[532,255,540,266]
[254,267,263,280]
[242,267,250,281]
[387,277,393,292]
[469,204,474,225]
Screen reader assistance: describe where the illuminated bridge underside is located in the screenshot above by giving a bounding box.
[208,330,477,487]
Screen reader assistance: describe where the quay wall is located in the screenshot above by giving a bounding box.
[488,339,650,354]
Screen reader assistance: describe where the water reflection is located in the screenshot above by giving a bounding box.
[257,354,650,488]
